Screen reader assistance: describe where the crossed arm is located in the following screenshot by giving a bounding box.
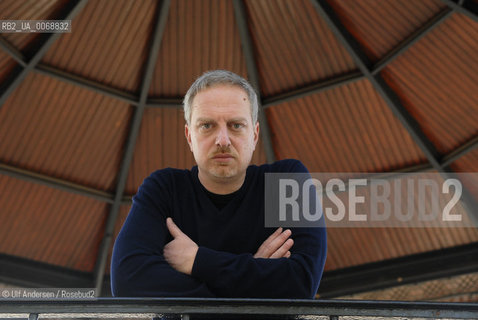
[112,200,325,298]
[163,217,294,275]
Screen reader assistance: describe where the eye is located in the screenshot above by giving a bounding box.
[232,123,244,130]
[200,123,212,130]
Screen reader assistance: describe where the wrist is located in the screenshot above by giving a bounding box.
[187,245,199,275]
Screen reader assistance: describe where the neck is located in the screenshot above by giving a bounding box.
[198,170,246,195]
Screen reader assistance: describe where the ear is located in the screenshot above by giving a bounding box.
[185,124,193,152]
[253,122,259,150]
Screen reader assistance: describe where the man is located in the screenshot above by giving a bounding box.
[111,70,326,298]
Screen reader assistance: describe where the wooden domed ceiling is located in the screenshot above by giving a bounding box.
[0,0,477,299]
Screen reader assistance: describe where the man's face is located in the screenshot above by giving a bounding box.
[185,84,259,187]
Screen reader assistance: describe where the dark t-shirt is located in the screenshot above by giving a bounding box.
[202,185,241,210]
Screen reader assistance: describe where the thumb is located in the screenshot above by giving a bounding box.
[166,217,183,238]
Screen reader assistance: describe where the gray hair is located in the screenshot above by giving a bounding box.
[183,70,259,125]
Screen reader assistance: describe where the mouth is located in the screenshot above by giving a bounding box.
[212,153,234,162]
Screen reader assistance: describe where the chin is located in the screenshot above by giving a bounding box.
[210,166,237,179]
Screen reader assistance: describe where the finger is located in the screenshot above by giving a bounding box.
[266,229,291,252]
[264,227,282,243]
[166,217,183,238]
[260,229,292,257]
[270,238,294,259]
[254,228,291,258]
[254,228,281,257]
[285,251,291,258]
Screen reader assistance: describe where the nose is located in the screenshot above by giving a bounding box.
[215,126,231,148]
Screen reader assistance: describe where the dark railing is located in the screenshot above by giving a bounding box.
[1,298,478,319]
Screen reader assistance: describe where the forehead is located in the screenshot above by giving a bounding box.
[191,85,251,119]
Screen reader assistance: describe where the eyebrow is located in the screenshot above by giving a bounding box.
[195,117,248,123]
[195,117,214,124]
[228,117,248,123]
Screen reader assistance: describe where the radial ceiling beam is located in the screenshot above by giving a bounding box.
[371,7,453,75]
[262,71,364,108]
[441,136,478,167]
[34,64,139,106]
[0,0,89,108]
[0,39,140,106]
[441,0,478,22]
[0,36,27,67]
[146,97,183,108]
[92,0,171,296]
[233,0,276,163]
[0,163,115,204]
[310,0,478,226]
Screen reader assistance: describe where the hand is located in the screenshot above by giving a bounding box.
[163,218,198,275]
[254,227,294,259]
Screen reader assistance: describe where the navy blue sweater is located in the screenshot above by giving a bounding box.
[111,159,327,298]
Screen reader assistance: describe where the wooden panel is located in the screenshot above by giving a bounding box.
[125,108,195,195]
[0,175,107,271]
[0,73,133,192]
[42,0,157,92]
[246,0,356,96]
[0,51,17,84]
[328,0,445,61]
[149,0,247,97]
[382,13,478,155]
[267,79,426,173]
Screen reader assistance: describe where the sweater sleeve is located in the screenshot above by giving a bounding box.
[110,172,215,297]
[191,160,327,298]
[191,225,326,298]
